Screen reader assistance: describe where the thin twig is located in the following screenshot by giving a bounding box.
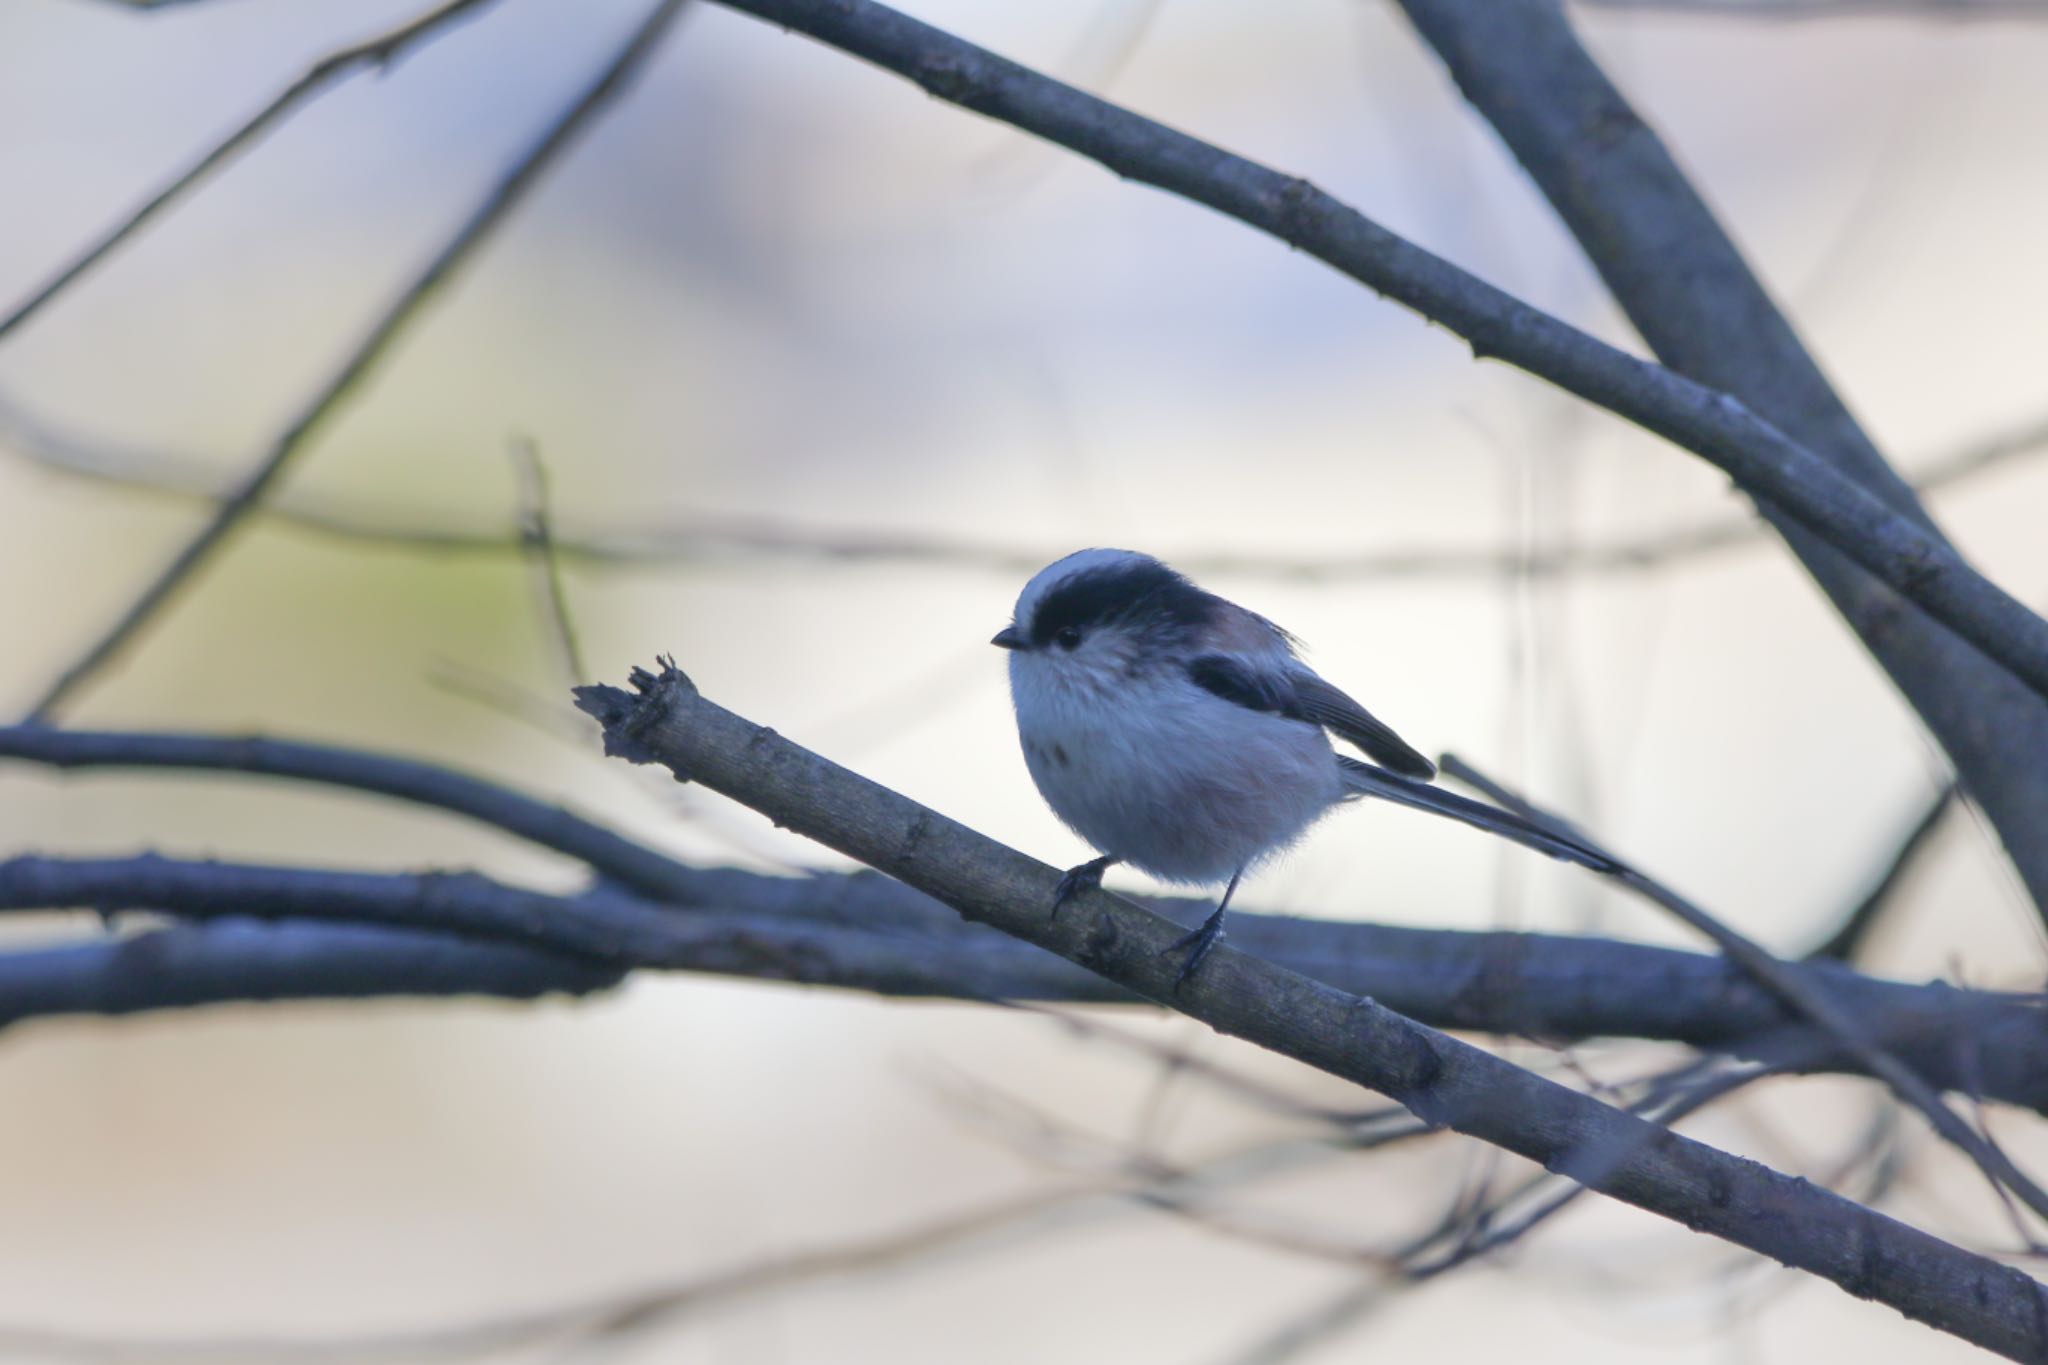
[0,1184,1105,1361]
[7,389,2043,578]
[1806,784,1959,963]
[22,0,690,721]
[1441,752,2048,1237]
[507,435,588,686]
[0,0,506,343]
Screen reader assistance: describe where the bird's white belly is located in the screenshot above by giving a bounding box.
[1015,680,1343,885]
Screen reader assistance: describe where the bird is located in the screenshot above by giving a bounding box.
[991,547,1615,986]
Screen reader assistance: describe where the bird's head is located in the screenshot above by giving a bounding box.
[993,548,1217,694]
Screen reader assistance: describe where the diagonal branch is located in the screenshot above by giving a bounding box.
[21,0,690,722]
[1391,0,2048,916]
[1442,755,2048,1230]
[698,0,2048,708]
[0,725,708,904]
[0,0,507,343]
[571,659,2048,1360]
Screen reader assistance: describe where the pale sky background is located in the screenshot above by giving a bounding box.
[0,0,2045,1360]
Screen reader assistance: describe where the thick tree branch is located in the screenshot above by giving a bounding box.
[1392,0,2048,915]
[20,0,690,722]
[0,920,619,1028]
[3,851,2044,1111]
[570,660,2048,1360]
[700,0,2048,707]
[0,726,708,904]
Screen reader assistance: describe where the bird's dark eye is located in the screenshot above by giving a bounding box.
[1055,626,1083,651]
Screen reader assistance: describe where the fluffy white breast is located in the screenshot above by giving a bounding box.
[1007,647,1344,885]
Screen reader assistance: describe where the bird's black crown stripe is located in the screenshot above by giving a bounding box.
[1027,559,1216,649]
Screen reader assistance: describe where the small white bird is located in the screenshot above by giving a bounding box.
[993,548,1612,984]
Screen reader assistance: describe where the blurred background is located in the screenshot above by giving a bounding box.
[1,0,2046,1359]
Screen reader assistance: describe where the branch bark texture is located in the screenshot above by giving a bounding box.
[572,661,2048,1361]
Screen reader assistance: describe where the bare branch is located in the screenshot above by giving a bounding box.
[0,849,2040,1113]
[507,436,588,687]
[697,0,2048,706]
[1443,754,2048,1228]
[0,920,619,1028]
[1806,785,1958,963]
[20,0,691,722]
[0,725,707,904]
[0,1183,1105,1361]
[572,659,2048,1359]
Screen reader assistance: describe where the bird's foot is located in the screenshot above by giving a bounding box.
[1051,855,1117,920]
[1163,906,1228,991]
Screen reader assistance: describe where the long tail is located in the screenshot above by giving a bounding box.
[1337,758,1620,873]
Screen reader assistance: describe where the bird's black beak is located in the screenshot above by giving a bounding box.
[990,626,1024,650]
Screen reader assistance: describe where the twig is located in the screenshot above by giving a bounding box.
[1208,1061,1793,1365]
[1022,1004,1412,1128]
[8,388,2043,579]
[0,726,708,904]
[1440,753,2048,1235]
[1399,1059,1782,1280]
[0,0,505,343]
[700,0,2048,707]
[1806,785,1959,962]
[0,1108,1460,1363]
[507,435,588,687]
[573,659,2048,1360]
[21,0,690,721]
[0,1183,1107,1361]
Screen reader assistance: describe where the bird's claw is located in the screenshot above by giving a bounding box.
[1051,855,1116,920]
[1164,908,1228,990]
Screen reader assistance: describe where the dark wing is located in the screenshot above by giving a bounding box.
[1186,654,1293,712]
[1185,656,1437,780]
[1290,673,1435,778]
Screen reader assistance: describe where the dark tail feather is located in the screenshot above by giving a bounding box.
[1337,758,1619,873]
